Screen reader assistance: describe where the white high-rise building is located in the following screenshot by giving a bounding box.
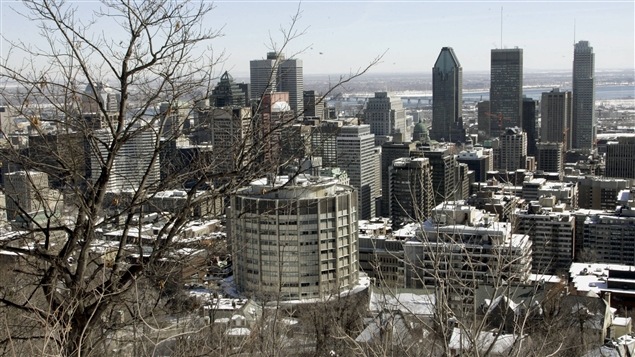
[91,128,160,192]
[229,175,359,301]
[572,41,595,150]
[337,125,378,219]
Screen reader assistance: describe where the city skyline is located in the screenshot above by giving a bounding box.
[1,1,633,77]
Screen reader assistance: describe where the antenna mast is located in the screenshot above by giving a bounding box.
[500,6,503,48]
[573,18,576,45]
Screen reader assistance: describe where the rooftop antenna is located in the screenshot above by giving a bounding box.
[573,18,576,45]
[500,6,503,49]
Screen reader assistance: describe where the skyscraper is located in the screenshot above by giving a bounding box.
[522,97,538,157]
[381,134,416,217]
[490,49,523,138]
[536,142,564,174]
[421,146,459,204]
[337,125,377,219]
[497,127,527,171]
[431,47,464,143]
[211,71,248,107]
[250,52,303,118]
[4,170,50,221]
[389,157,433,228]
[572,41,595,149]
[91,127,160,192]
[606,137,635,179]
[540,88,572,150]
[364,92,406,145]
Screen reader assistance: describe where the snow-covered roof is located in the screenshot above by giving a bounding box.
[369,289,435,316]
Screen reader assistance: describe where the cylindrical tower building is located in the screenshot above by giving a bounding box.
[229,175,359,301]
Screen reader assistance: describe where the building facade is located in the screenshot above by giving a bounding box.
[606,138,635,179]
[490,49,523,138]
[536,142,564,174]
[522,97,538,157]
[572,41,596,150]
[211,71,249,107]
[91,127,160,193]
[540,88,572,150]
[250,52,304,118]
[514,199,575,275]
[229,175,359,300]
[404,202,532,310]
[389,157,434,228]
[496,127,527,171]
[380,135,416,217]
[431,47,464,143]
[337,125,378,219]
[4,170,51,221]
[582,207,635,265]
[364,92,407,144]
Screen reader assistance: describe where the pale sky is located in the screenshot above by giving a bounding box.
[2,1,634,78]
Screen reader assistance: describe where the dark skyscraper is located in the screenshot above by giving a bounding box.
[431,47,464,142]
[522,97,538,157]
[490,48,523,138]
[540,88,572,150]
[572,41,595,150]
[211,71,248,107]
[381,135,416,217]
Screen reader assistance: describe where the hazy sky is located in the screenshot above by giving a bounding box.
[2,1,634,78]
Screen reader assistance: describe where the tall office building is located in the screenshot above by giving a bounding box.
[250,52,303,118]
[536,142,564,174]
[91,127,160,192]
[364,92,407,144]
[308,119,342,167]
[477,100,491,140]
[497,127,527,171]
[81,83,120,130]
[303,90,326,119]
[606,137,635,179]
[457,147,493,183]
[431,47,464,143]
[421,146,459,204]
[540,88,572,149]
[229,175,359,300]
[490,49,523,138]
[207,107,253,177]
[211,71,248,107]
[159,101,190,139]
[381,134,416,217]
[389,157,434,228]
[257,92,293,170]
[4,170,51,221]
[572,41,595,149]
[522,98,538,157]
[337,125,378,219]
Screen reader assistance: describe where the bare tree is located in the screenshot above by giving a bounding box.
[0,1,384,356]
